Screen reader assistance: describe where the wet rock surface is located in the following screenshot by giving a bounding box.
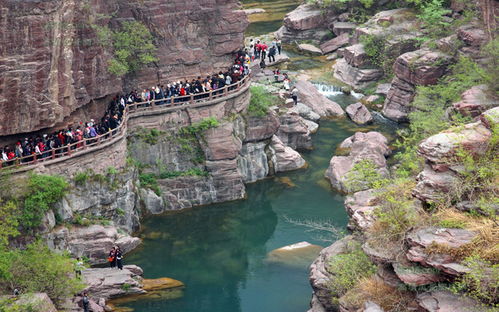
[345,102,373,125]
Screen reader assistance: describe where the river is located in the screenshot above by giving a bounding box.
[113,2,397,311]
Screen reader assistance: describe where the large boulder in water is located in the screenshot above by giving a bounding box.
[294,80,345,117]
[325,132,391,193]
[266,241,322,268]
[277,112,313,150]
[345,102,373,125]
[283,4,325,31]
[83,265,145,299]
[270,135,307,173]
[44,225,141,265]
[333,58,383,90]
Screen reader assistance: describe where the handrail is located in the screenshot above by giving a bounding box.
[0,75,251,171]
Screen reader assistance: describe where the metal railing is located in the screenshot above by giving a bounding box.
[0,75,250,171]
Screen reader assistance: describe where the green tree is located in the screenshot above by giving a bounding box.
[21,174,68,230]
[108,21,158,76]
[0,242,84,307]
[0,201,19,248]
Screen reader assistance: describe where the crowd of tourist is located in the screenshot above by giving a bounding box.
[246,38,282,68]
[0,54,251,168]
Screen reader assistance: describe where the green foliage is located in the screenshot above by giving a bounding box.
[249,86,278,117]
[158,167,209,179]
[481,38,499,94]
[180,117,220,136]
[137,128,165,145]
[344,159,388,192]
[21,174,68,230]
[451,255,499,305]
[139,173,160,196]
[105,21,157,77]
[394,56,486,178]
[0,242,85,306]
[327,242,377,302]
[0,201,19,248]
[116,208,125,216]
[121,283,132,291]
[74,171,90,186]
[370,179,420,242]
[360,34,399,76]
[107,166,118,175]
[438,219,466,229]
[0,297,39,312]
[416,0,452,37]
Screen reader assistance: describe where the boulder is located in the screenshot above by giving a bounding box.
[406,227,476,275]
[392,263,445,287]
[83,265,145,299]
[382,49,452,122]
[480,106,499,129]
[298,43,323,55]
[284,4,325,31]
[3,293,57,312]
[333,58,383,90]
[320,33,350,54]
[381,77,415,122]
[142,278,184,291]
[362,95,380,106]
[244,111,280,143]
[339,44,371,67]
[294,80,345,117]
[44,225,141,264]
[325,132,390,193]
[140,188,165,215]
[277,112,313,150]
[413,165,459,202]
[345,102,373,125]
[418,122,492,164]
[332,22,357,36]
[289,103,321,122]
[266,241,323,268]
[307,294,327,312]
[417,290,486,312]
[344,189,378,230]
[270,135,306,173]
[364,301,385,312]
[453,85,495,117]
[457,24,488,47]
[375,83,391,96]
[304,119,319,133]
[393,49,452,86]
[309,236,356,311]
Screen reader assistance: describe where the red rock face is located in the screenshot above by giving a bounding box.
[0,0,248,137]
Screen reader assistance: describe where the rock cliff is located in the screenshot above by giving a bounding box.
[0,0,247,137]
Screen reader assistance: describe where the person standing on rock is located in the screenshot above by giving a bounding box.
[268,46,276,63]
[291,87,299,106]
[116,246,124,270]
[82,292,90,312]
[108,247,116,268]
[75,257,85,279]
[277,39,282,55]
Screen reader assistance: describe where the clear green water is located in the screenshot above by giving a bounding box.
[116,90,382,312]
[242,0,301,37]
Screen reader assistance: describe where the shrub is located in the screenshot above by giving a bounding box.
[20,174,68,230]
[74,171,90,186]
[248,86,278,117]
[106,21,157,76]
[369,179,420,243]
[137,128,165,145]
[0,242,85,307]
[0,201,19,248]
[139,173,160,196]
[341,276,413,311]
[344,159,389,192]
[451,255,499,305]
[180,117,220,136]
[438,219,466,229]
[416,0,452,37]
[327,242,376,303]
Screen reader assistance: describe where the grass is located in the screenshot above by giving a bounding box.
[341,276,414,312]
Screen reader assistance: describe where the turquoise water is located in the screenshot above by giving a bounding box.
[115,90,377,312]
[242,0,301,37]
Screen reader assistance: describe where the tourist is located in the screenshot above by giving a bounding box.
[291,87,299,106]
[75,257,84,279]
[82,292,90,312]
[13,288,19,297]
[259,58,266,69]
[108,247,116,268]
[116,246,124,270]
[261,43,268,60]
[283,76,290,91]
[277,39,282,55]
[268,45,276,63]
[274,69,280,82]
